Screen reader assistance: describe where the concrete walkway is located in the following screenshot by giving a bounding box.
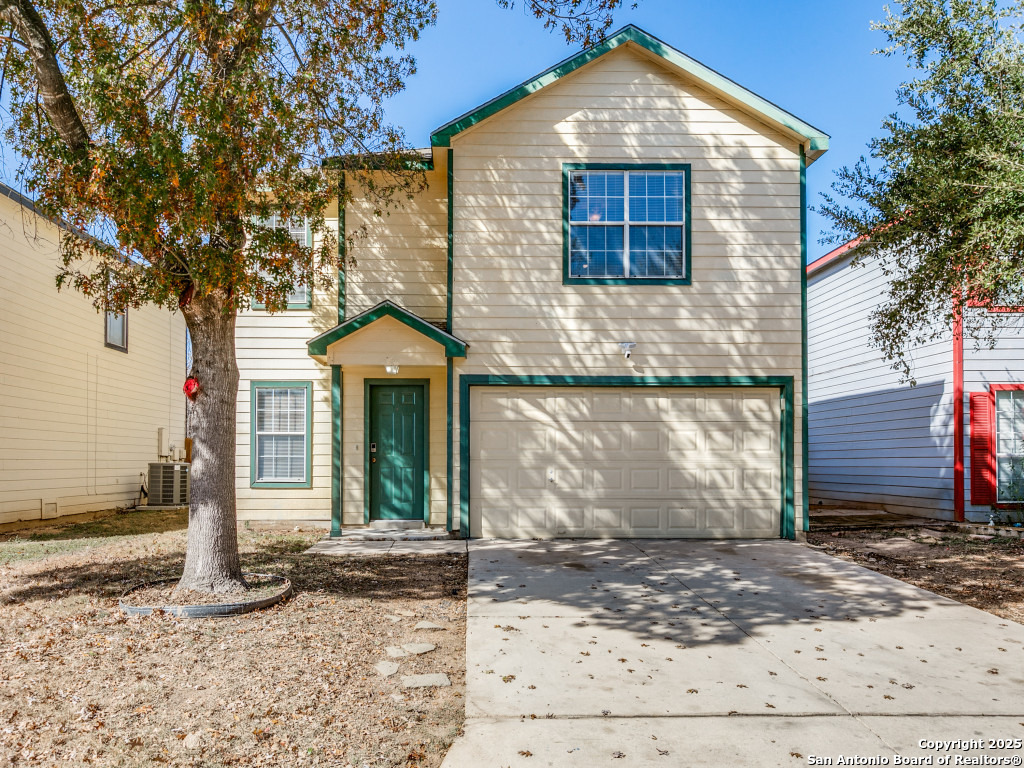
[442,539,1024,767]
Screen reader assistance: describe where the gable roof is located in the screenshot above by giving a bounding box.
[430,24,830,162]
[307,300,468,358]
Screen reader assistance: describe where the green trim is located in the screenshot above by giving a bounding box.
[364,379,431,524]
[330,366,343,536]
[337,176,346,324]
[446,358,454,532]
[307,300,468,358]
[800,146,809,533]
[430,25,829,156]
[562,163,692,286]
[457,375,796,540]
[446,148,454,333]
[250,380,314,489]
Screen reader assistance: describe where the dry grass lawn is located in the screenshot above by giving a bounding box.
[0,509,467,767]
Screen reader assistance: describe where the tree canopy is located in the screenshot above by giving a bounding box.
[0,0,629,592]
[819,0,1024,379]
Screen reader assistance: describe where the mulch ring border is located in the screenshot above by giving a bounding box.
[118,573,292,618]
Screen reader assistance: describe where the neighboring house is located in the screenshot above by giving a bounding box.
[0,182,187,525]
[807,240,1024,523]
[236,25,829,539]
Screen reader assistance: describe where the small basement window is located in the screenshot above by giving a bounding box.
[251,382,312,487]
[105,311,127,351]
[564,165,691,285]
[995,389,1024,502]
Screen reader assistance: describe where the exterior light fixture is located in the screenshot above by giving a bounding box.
[618,342,637,360]
[384,361,400,375]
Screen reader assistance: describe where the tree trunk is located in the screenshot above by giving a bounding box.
[177,290,245,594]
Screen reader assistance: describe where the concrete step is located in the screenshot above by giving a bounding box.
[331,527,452,541]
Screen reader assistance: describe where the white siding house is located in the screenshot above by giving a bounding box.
[238,25,829,539]
[807,242,1024,523]
[0,183,187,525]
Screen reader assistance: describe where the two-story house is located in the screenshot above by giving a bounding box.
[235,25,829,539]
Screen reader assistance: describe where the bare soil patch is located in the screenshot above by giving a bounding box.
[0,510,467,767]
[807,525,1024,625]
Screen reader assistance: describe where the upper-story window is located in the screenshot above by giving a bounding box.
[563,164,691,285]
[254,214,311,309]
[105,311,127,351]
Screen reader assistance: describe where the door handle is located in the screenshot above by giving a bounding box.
[372,458,376,463]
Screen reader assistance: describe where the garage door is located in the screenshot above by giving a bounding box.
[469,387,781,538]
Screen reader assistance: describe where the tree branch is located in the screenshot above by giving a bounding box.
[0,0,90,153]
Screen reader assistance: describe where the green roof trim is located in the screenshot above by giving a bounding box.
[307,300,468,358]
[430,25,829,158]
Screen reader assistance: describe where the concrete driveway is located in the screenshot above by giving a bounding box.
[442,539,1024,767]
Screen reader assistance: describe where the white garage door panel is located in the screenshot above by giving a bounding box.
[470,387,781,538]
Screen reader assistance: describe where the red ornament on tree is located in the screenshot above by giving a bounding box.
[183,377,200,400]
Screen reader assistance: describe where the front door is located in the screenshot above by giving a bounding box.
[368,383,427,521]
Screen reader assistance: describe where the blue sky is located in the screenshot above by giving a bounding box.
[385,0,912,260]
[0,0,911,261]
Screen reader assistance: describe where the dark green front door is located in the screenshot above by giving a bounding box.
[368,383,427,521]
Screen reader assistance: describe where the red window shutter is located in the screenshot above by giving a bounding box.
[970,392,996,505]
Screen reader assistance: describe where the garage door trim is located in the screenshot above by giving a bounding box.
[458,375,795,540]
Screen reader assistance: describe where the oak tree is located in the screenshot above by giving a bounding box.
[819,0,1024,379]
[0,0,626,593]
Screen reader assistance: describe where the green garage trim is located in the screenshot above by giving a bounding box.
[457,374,796,540]
[307,300,468,358]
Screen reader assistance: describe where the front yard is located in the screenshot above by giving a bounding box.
[807,525,1024,625]
[0,510,467,767]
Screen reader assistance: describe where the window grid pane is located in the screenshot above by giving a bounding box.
[996,390,1024,501]
[255,386,307,482]
[569,170,685,280]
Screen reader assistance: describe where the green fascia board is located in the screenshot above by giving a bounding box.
[457,374,796,541]
[430,25,829,155]
[562,163,692,286]
[250,380,314,490]
[307,300,468,358]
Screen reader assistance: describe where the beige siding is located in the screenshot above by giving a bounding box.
[0,193,186,524]
[340,366,447,526]
[344,170,447,322]
[235,212,340,523]
[450,44,806,530]
[235,190,450,526]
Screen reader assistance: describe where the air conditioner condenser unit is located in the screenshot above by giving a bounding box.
[148,462,191,506]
